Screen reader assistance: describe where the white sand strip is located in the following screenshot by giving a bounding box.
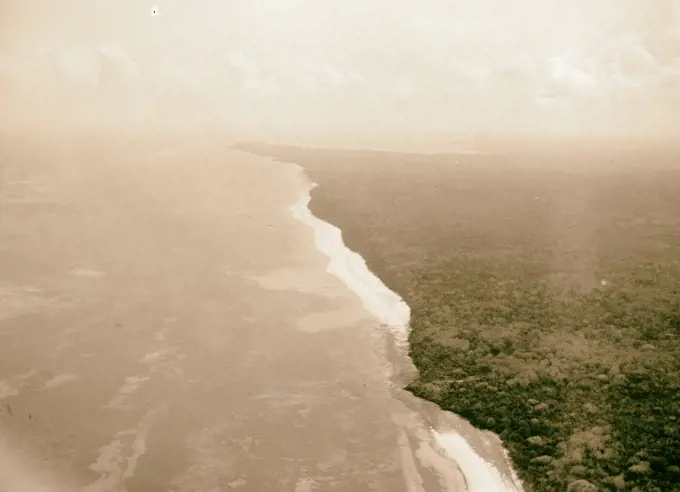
[432,429,524,492]
[290,179,411,349]
[289,166,524,492]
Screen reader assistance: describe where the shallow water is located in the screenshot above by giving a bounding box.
[0,137,519,491]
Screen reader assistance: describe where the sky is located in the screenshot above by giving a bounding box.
[1,0,680,146]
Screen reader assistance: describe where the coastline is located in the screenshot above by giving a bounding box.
[287,163,524,492]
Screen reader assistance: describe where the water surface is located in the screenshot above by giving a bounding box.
[0,136,513,491]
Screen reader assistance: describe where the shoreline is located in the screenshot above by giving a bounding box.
[287,162,524,492]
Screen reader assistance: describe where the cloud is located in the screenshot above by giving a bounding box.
[3,0,680,140]
[95,44,139,86]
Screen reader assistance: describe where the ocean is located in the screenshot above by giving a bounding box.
[0,134,520,491]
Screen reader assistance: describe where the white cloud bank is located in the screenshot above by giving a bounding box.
[1,0,680,144]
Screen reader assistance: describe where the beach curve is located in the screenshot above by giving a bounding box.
[288,163,524,492]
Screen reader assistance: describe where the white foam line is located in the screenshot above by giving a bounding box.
[432,429,524,492]
[290,168,524,492]
[290,179,411,348]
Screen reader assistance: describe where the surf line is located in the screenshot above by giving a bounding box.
[289,165,524,492]
[290,172,411,346]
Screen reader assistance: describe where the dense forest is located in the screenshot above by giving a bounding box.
[237,143,680,491]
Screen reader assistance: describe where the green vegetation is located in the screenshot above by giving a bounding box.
[238,143,680,491]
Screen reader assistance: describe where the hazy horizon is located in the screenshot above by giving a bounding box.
[2,1,680,149]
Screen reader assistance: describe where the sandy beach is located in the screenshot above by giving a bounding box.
[289,166,523,492]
